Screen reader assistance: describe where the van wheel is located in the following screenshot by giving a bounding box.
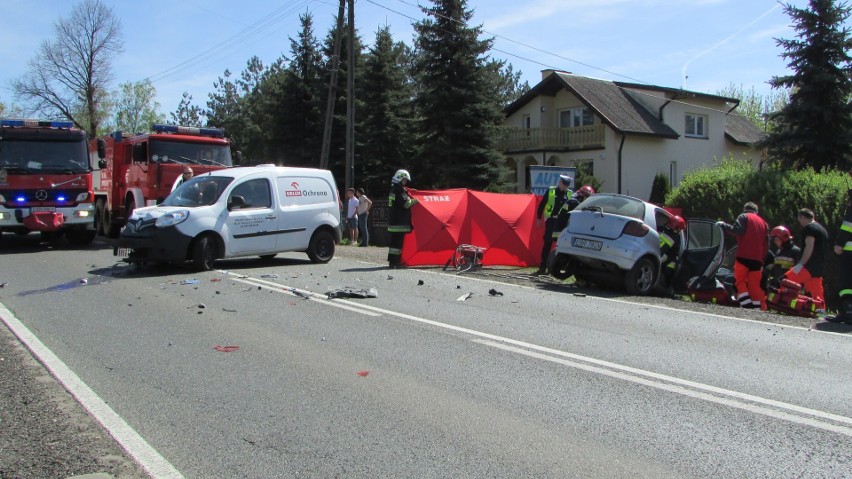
[192,235,217,271]
[549,253,577,280]
[625,257,656,295]
[307,230,335,264]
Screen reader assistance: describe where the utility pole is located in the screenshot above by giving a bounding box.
[344,0,355,191]
[319,0,345,170]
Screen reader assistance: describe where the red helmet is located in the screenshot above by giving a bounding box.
[666,215,686,232]
[770,225,792,243]
[577,185,595,198]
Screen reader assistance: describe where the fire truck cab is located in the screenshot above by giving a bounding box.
[0,119,96,244]
[91,124,234,237]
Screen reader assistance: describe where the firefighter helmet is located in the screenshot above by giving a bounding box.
[576,185,595,199]
[770,225,792,243]
[392,169,411,183]
[667,215,686,232]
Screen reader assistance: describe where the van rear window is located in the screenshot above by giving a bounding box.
[277,177,333,206]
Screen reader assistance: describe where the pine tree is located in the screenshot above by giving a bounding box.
[412,0,509,190]
[761,0,852,171]
[171,91,204,127]
[358,26,416,196]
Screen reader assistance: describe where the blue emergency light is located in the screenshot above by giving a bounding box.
[152,124,224,138]
[16,196,26,203]
[0,119,74,128]
[57,195,66,202]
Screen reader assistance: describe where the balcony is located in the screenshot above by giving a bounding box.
[500,125,605,153]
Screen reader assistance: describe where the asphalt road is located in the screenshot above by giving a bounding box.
[1,234,851,478]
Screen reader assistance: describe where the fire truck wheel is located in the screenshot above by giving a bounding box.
[101,206,119,238]
[192,235,218,271]
[67,229,96,246]
[94,199,105,235]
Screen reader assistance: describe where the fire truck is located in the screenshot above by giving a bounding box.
[0,119,96,244]
[91,124,236,237]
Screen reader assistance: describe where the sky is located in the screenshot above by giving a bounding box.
[0,0,828,118]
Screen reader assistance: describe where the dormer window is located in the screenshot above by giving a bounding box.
[685,113,708,138]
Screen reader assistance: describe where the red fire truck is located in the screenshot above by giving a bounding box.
[91,124,236,237]
[0,119,96,244]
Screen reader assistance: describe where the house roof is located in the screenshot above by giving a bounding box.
[505,72,679,138]
[724,112,767,146]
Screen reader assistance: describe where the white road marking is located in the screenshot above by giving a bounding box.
[353,259,852,338]
[314,284,852,436]
[222,273,382,317]
[0,303,183,479]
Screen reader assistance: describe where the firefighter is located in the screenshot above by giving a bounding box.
[763,225,801,288]
[660,215,685,293]
[552,185,595,240]
[828,175,852,324]
[784,208,828,302]
[719,202,769,309]
[386,169,418,268]
[534,174,572,275]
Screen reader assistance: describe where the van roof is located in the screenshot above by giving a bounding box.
[202,165,334,179]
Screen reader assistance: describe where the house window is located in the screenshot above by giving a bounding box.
[559,107,594,128]
[685,113,707,138]
[522,115,531,129]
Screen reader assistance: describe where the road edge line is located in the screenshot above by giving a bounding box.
[0,302,183,479]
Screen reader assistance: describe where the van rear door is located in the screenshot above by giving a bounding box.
[275,175,335,251]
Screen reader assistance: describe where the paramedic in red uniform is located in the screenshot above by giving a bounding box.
[719,202,769,309]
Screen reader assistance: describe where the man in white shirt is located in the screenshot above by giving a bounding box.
[355,187,372,246]
[346,188,359,245]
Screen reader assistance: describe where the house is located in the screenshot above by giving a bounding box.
[501,70,766,200]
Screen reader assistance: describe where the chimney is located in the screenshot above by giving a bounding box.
[541,69,570,80]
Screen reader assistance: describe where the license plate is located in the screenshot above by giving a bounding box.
[572,237,603,251]
[114,247,132,257]
[30,207,56,212]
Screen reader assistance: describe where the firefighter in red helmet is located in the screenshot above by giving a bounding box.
[763,225,801,288]
[660,215,685,294]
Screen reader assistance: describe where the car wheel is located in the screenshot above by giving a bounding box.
[307,230,335,264]
[625,257,657,295]
[192,235,217,271]
[549,252,577,280]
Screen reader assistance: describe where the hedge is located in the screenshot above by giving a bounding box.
[666,157,850,308]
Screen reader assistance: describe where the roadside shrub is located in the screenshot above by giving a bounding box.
[648,172,670,204]
[666,156,850,307]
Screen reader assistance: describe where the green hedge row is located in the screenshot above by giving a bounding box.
[666,157,851,308]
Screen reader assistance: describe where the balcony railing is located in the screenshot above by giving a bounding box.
[500,125,605,152]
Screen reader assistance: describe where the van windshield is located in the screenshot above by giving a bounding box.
[162,176,234,207]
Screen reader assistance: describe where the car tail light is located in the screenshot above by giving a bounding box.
[622,220,649,237]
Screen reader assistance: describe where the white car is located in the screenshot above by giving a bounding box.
[549,193,724,295]
[116,165,341,270]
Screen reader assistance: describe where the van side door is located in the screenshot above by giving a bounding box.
[224,177,276,255]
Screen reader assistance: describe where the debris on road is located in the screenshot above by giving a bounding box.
[488,288,503,296]
[387,275,393,280]
[574,293,587,297]
[289,288,311,300]
[356,371,369,377]
[213,345,239,353]
[0,282,7,288]
[457,293,472,301]
[260,274,279,279]
[223,308,237,313]
[187,303,206,309]
[79,278,88,285]
[180,279,200,285]
[210,278,222,282]
[326,287,378,299]
[418,280,424,286]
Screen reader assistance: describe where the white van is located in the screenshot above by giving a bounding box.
[116,165,340,270]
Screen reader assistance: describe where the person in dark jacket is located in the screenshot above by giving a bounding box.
[828,174,852,323]
[553,185,595,237]
[763,225,801,288]
[386,169,418,268]
[659,215,685,292]
[719,202,769,309]
[534,174,572,275]
[785,208,828,302]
